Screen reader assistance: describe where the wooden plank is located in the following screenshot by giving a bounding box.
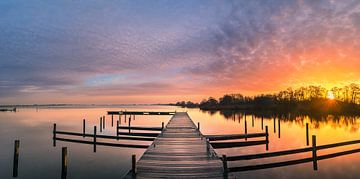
[124,112,227,178]
[206,133,266,141]
[107,111,175,115]
[118,126,163,131]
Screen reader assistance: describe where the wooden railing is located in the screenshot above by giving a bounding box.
[221,135,360,174]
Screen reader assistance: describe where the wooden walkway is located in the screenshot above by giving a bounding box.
[125,112,226,178]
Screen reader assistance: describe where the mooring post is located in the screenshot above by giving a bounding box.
[13,140,20,178]
[278,118,281,138]
[162,122,164,130]
[222,155,228,177]
[306,123,309,146]
[103,116,105,129]
[111,114,114,127]
[206,138,210,154]
[93,126,97,153]
[252,115,254,127]
[273,117,276,133]
[100,117,102,133]
[197,122,200,130]
[128,117,131,134]
[119,113,121,125]
[83,119,86,138]
[261,116,264,130]
[116,120,119,140]
[132,154,136,176]
[245,119,248,141]
[312,135,318,170]
[53,123,57,147]
[61,147,67,179]
[265,126,269,151]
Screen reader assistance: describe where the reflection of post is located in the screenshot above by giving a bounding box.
[261,116,264,130]
[265,126,269,151]
[245,119,248,141]
[273,117,276,133]
[134,115,136,120]
[252,115,254,127]
[238,114,240,123]
[278,118,281,138]
[53,123,57,147]
[13,140,20,178]
[83,119,86,138]
[93,126,97,153]
[312,135,318,170]
[61,147,67,179]
[306,123,309,146]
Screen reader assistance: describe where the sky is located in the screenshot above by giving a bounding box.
[1,0,360,104]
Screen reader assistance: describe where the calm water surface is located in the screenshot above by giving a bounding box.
[0,105,359,178]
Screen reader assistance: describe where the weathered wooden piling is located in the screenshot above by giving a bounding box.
[116,120,119,140]
[132,154,136,176]
[197,122,200,130]
[13,140,20,178]
[245,119,248,141]
[312,135,318,170]
[128,117,131,134]
[261,116,264,130]
[162,122,164,130]
[222,155,228,177]
[53,123,57,147]
[278,118,281,138]
[111,114,114,127]
[100,117,102,133]
[103,116,105,129]
[265,126,269,151]
[82,119,85,138]
[93,126,97,153]
[273,117,276,133]
[306,123,309,146]
[252,115,254,127]
[119,114,121,125]
[61,147,67,179]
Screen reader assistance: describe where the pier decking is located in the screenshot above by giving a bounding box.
[125,112,225,178]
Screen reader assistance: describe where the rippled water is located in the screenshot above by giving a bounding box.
[0,105,359,178]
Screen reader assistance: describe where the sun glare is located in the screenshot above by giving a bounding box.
[327,91,335,100]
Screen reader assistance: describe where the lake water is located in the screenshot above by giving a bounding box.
[0,105,359,178]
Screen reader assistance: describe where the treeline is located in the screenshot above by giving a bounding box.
[173,84,360,115]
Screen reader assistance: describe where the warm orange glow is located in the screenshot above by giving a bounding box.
[327,91,335,100]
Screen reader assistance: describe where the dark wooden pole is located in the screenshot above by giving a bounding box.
[111,114,114,127]
[128,117,131,133]
[13,140,20,178]
[103,116,105,129]
[83,119,85,138]
[265,126,269,151]
[119,113,121,125]
[197,122,200,130]
[252,115,254,127]
[61,147,67,179]
[100,117,102,133]
[116,120,119,140]
[93,126,97,153]
[222,155,228,177]
[245,119,247,141]
[261,116,264,130]
[306,123,309,146]
[278,118,281,138]
[53,123,57,147]
[162,122,164,130]
[132,155,136,176]
[273,117,276,133]
[312,135,318,170]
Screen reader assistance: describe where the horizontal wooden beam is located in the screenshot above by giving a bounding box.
[117,132,160,137]
[206,133,266,141]
[107,111,175,115]
[55,137,149,148]
[56,130,155,141]
[211,140,267,149]
[118,126,163,131]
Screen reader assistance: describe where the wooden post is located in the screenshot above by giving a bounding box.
[252,115,254,127]
[100,117,102,133]
[265,126,269,151]
[119,113,121,125]
[103,116,105,129]
[245,119,247,141]
[128,117,131,133]
[53,123,57,147]
[222,155,228,177]
[306,123,309,146]
[273,117,276,133]
[83,119,85,138]
[111,114,114,127]
[93,126,97,153]
[134,115,135,120]
[116,120,119,140]
[13,140,20,178]
[162,122,164,130]
[278,118,281,138]
[312,135,318,170]
[197,122,200,130]
[132,154,136,176]
[124,112,127,123]
[61,147,67,179]
[261,116,264,130]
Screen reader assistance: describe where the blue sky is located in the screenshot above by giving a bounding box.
[1,0,360,104]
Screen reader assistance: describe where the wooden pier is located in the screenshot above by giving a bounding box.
[125,112,225,178]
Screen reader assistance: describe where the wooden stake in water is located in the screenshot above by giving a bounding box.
[244,119,248,141]
[312,135,318,170]
[61,147,67,179]
[128,117,131,133]
[197,122,200,130]
[13,140,20,178]
[103,116,105,129]
[93,126,97,153]
[252,115,254,127]
[100,117,102,133]
[83,119,86,138]
[53,123,57,147]
[116,120,119,140]
[222,155,228,177]
[273,117,276,133]
[261,116,264,130]
[111,114,114,127]
[278,118,281,138]
[265,126,269,151]
[132,155,137,176]
[306,123,309,146]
